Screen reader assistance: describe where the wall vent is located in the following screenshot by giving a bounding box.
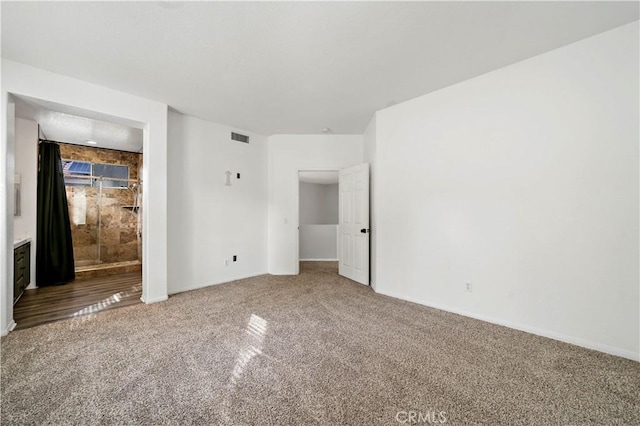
[231,132,249,143]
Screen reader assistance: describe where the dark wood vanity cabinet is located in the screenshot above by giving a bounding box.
[14,242,31,304]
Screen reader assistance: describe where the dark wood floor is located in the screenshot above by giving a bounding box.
[13,272,142,330]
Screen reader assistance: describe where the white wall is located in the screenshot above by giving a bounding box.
[299,182,338,225]
[362,114,377,289]
[1,97,16,333]
[299,225,338,260]
[373,22,639,360]
[13,118,38,289]
[299,182,339,260]
[167,112,268,294]
[1,59,169,334]
[268,134,363,274]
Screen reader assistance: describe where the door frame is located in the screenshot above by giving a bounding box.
[2,66,168,335]
[295,168,341,275]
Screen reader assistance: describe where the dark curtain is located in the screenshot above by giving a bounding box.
[36,141,75,286]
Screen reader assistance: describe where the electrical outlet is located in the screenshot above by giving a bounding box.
[224,259,229,266]
[233,255,237,262]
[465,282,472,292]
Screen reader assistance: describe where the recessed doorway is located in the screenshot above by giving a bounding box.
[298,170,339,274]
[10,94,144,327]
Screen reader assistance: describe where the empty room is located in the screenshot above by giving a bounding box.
[1,1,639,425]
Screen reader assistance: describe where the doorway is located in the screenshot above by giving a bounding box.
[298,170,339,274]
[10,94,145,328]
[296,164,370,285]
[2,62,168,336]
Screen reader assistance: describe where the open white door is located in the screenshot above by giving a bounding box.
[338,163,369,285]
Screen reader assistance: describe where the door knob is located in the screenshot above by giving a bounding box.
[360,228,370,233]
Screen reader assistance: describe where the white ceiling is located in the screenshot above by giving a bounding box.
[14,95,144,152]
[299,171,339,185]
[2,2,638,135]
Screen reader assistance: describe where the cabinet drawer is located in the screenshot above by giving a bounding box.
[13,242,31,302]
[15,270,25,288]
[23,244,30,287]
[15,254,25,270]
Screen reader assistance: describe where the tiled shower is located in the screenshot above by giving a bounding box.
[60,143,142,277]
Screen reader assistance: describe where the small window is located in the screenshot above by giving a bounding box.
[63,160,92,187]
[93,163,130,189]
[63,160,130,189]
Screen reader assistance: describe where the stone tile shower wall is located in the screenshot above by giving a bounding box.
[59,143,142,266]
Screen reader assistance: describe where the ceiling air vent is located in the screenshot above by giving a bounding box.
[231,132,249,143]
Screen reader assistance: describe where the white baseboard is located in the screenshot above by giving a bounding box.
[268,271,298,276]
[1,319,17,336]
[168,271,268,295]
[375,288,639,362]
[140,295,168,304]
[299,258,338,261]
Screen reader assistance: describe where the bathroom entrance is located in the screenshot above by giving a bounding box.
[11,94,144,328]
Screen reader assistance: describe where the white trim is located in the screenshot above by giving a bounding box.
[375,288,639,362]
[168,272,268,295]
[299,258,338,261]
[140,295,168,304]
[1,319,16,336]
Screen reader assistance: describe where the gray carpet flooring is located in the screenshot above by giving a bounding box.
[2,262,639,425]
